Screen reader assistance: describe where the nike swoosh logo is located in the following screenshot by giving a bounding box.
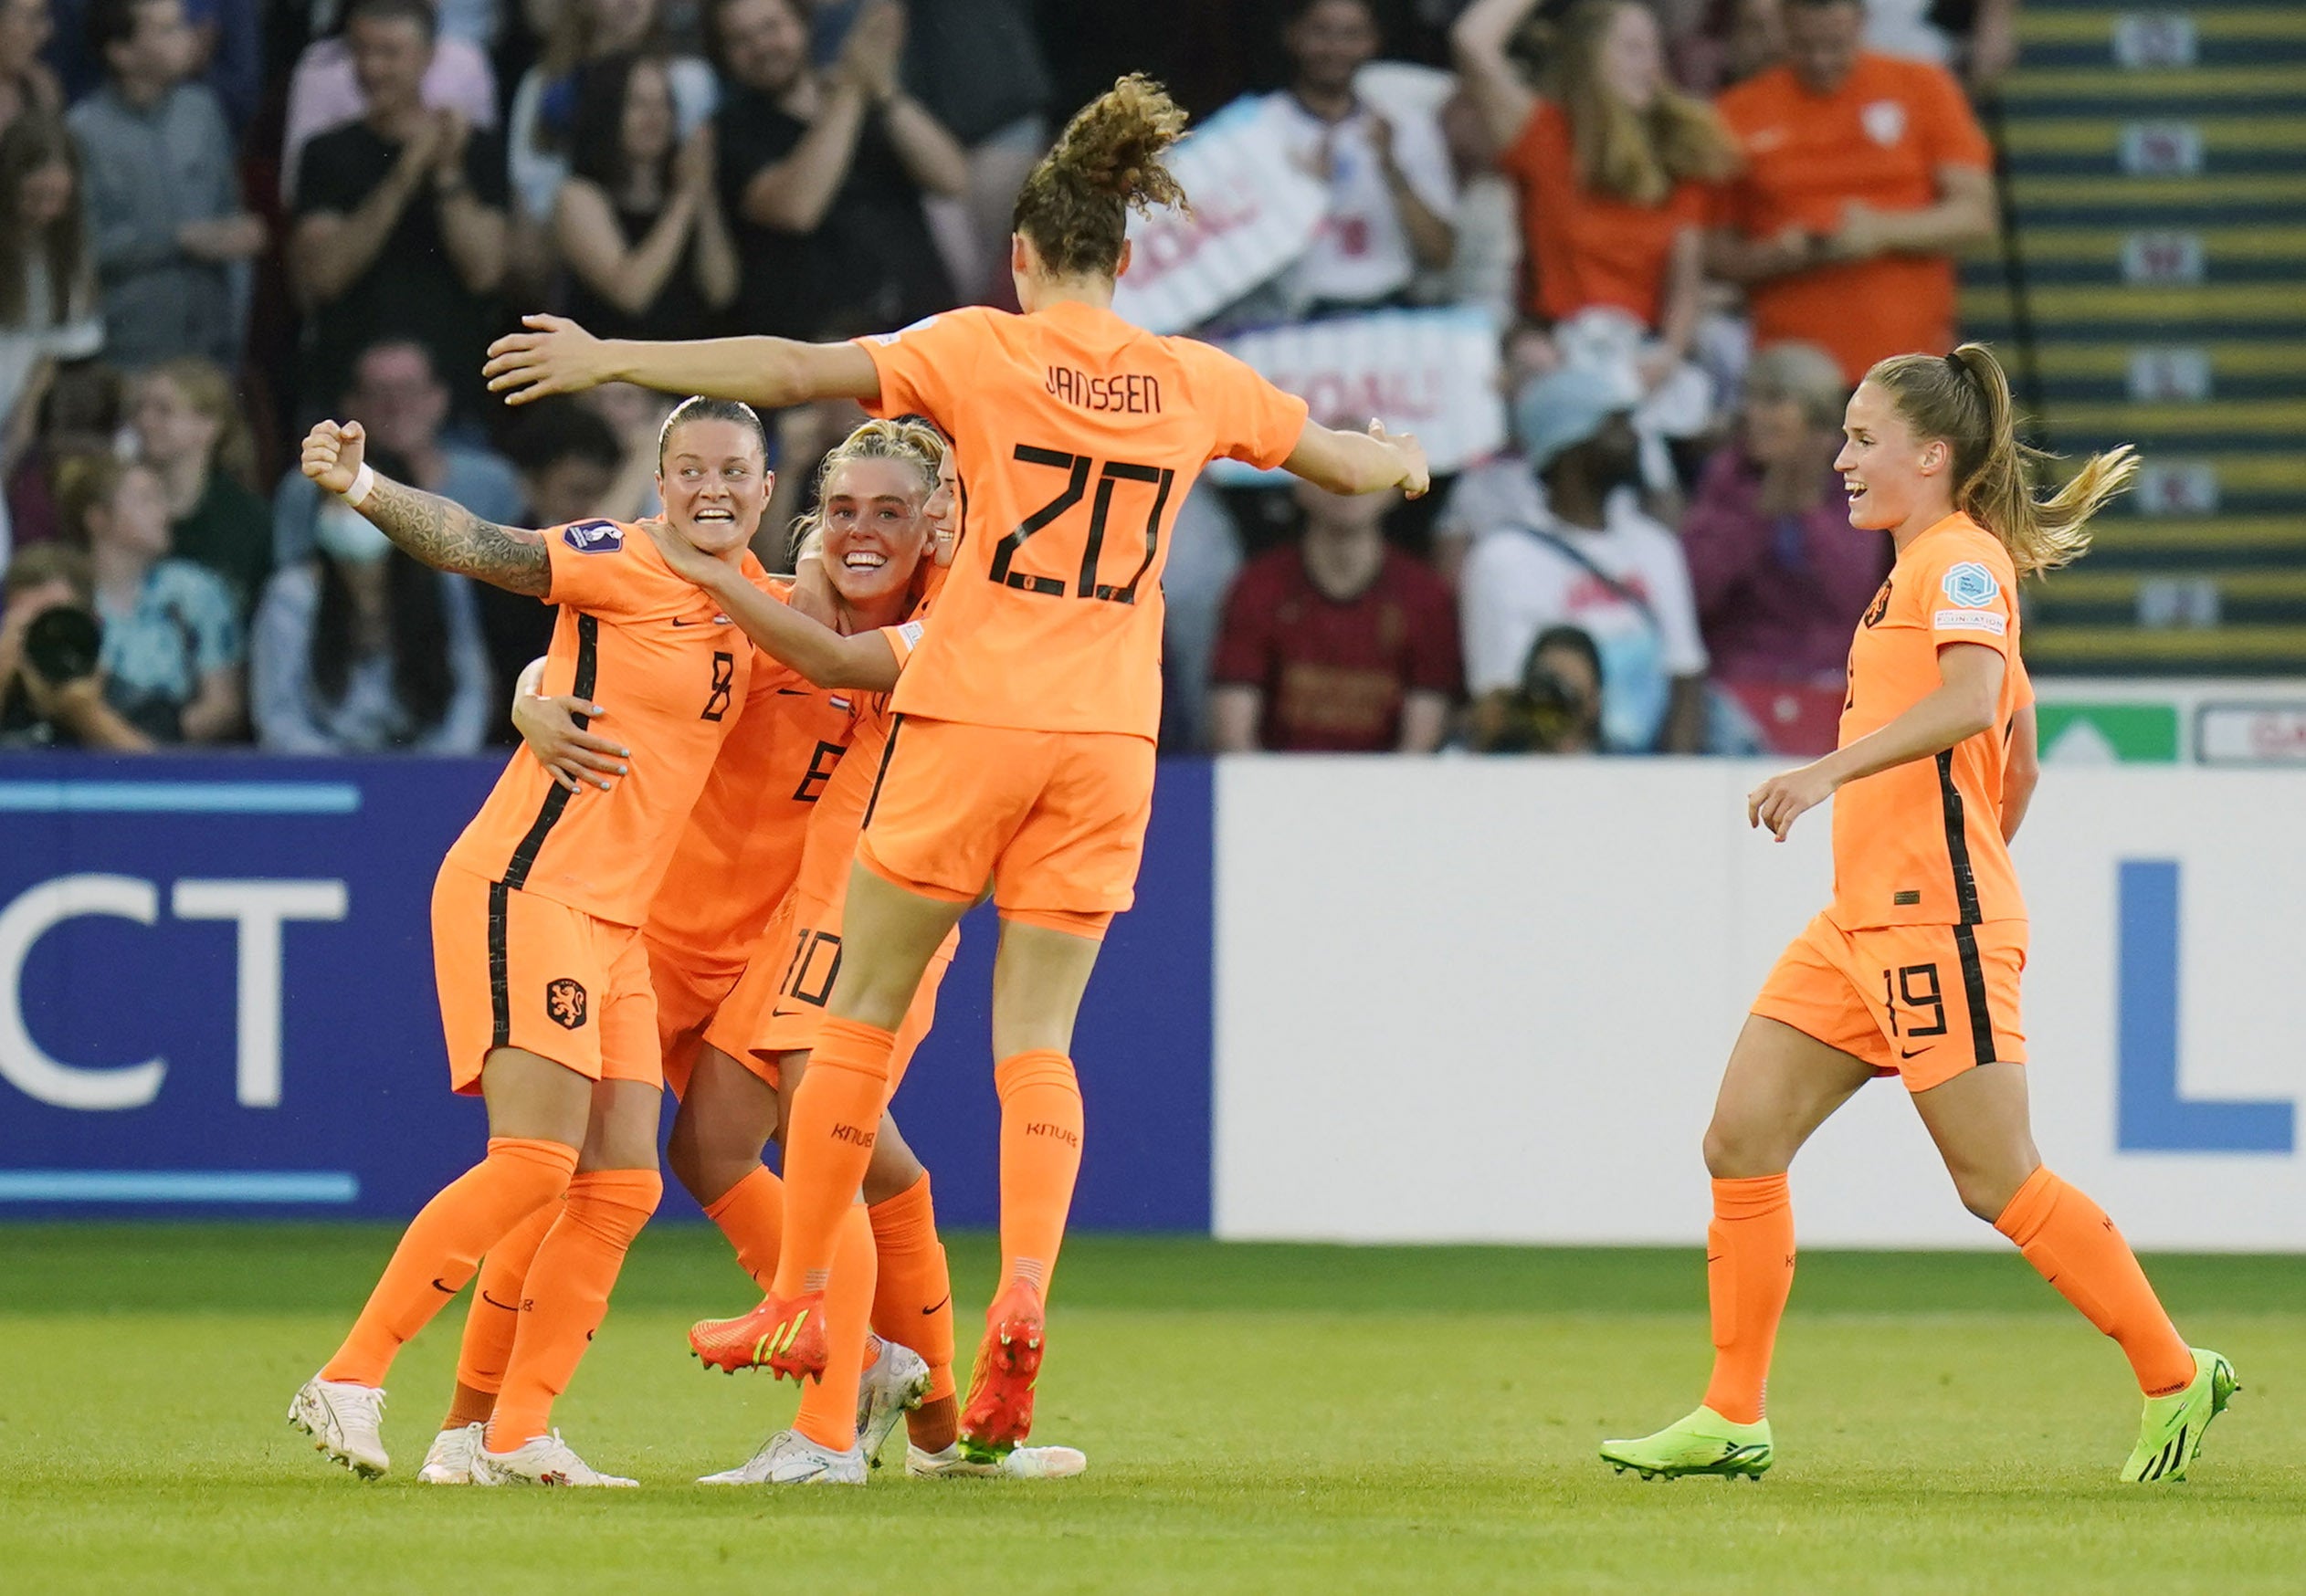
[1900,1046,1930,1059]
[671,616,732,626]
[430,1277,458,1294]
[775,688,811,696]
[923,1296,951,1316]
[481,1291,518,1311]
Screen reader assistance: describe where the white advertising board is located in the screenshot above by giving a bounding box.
[1214,759,2306,1249]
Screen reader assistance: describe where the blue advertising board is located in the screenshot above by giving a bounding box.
[0,754,1214,1230]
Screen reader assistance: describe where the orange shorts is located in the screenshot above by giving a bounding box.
[856,715,1154,937]
[1752,913,2027,1093]
[646,936,744,1099]
[701,889,953,1094]
[430,862,659,1095]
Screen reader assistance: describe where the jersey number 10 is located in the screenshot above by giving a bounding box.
[992,445,1178,605]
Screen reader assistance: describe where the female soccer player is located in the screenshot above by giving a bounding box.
[483,73,1427,1460]
[416,419,964,1488]
[288,395,780,1487]
[1599,343,2237,1485]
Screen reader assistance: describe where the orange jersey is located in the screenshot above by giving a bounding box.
[1828,513,2026,930]
[444,519,763,926]
[1712,54,1991,381]
[645,580,859,966]
[783,617,928,915]
[855,301,1311,739]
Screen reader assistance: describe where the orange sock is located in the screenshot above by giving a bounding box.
[1700,1173,1795,1426]
[995,1051,1082,1296]
[1994,1166,2195,1396]
[486,1168,662,1451]
[323,1136,576,1387]
[770,1017,895,1299]
[703,1165,784,1290]
[443,1197,561,1429]
[793,1202,879,1453]
[869,1172,957,1412]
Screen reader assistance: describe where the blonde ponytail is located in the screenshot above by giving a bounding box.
[1869,342,2138,576]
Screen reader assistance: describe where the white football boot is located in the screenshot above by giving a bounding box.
[469,1429,638,1486]
[288,1374,389,1478]
[696,1428,867,1486]
[857,1339,933,1467]
[417,1422,485,1484]
[905,1440,1088,1480]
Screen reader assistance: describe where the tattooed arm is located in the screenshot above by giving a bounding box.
[300,420,553,596]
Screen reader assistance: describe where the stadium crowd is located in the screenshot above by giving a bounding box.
[0,0,2016,758]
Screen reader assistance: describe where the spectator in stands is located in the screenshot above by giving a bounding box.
[68,0,264,373]
[1260,0,1457,320]
[1211,475,1459,753]
[555,51,737,340]
[0,540,152,745]
[0,0,60,139]
[3,354,111,555]
[281,0,500,200]
[1469,622,1606,752]
[1679,338,1887,688]
[128,356,271,616]
[251,443,491,752]
[708,0,963,339]
[47,0,261,129]
[899,0,1053,302]
[290,0,511,423]
[1865,0,2018,91]
[272,338,522,566]
[475,394,620,719]
[1708,0,1995,382]
[1458,362,1708,752]
[59,451,244,741]
[1453,0,1738,408]
[581,378,672,521]
[508,0,716,277]
[0,113,99,569]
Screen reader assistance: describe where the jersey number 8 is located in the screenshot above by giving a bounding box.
[992,444,1178,605]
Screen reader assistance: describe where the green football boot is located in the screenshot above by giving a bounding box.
[2121,1349,2238,1484]
[1600,1405,1773,1481]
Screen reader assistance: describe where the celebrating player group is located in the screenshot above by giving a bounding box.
[283,69,2234,1491]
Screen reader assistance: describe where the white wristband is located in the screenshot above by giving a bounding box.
[342,462,376,509]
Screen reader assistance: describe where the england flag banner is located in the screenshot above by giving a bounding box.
[1206,307,1507,484]
[1110,98,1328,336]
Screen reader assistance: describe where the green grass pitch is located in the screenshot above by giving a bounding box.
[4,1226,2304,1593]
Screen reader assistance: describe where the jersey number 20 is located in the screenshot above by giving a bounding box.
[992,445,1177,604]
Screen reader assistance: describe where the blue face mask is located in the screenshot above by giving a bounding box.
[314,500,395,565]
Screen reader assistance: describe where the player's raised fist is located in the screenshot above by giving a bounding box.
[300,420,366,496]
[485,314,607,405]
[1370,419,1431,499]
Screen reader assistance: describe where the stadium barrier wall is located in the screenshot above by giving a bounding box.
[9,753,2303,1250]
[1214,758,2306,1250]
[0,755,1212,1231]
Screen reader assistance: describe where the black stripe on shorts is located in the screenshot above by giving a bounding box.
[860,712,906,832]
[1951,922,1997,1066]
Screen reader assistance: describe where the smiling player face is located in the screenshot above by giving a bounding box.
[658,417,770,556]
[819,457,932,608]
[1835,381,1947,535]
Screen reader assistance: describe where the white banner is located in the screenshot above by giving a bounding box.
[1110,98,1328,337]
[1214,759,2306,1250]
[1205,307,1506,484]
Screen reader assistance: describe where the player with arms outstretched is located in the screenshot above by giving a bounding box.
[288,397,784,1486]
[484,73,1428,1463]
[1599,344,2237,1485]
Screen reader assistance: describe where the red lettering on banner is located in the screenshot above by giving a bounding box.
[1131,189,1262,282]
